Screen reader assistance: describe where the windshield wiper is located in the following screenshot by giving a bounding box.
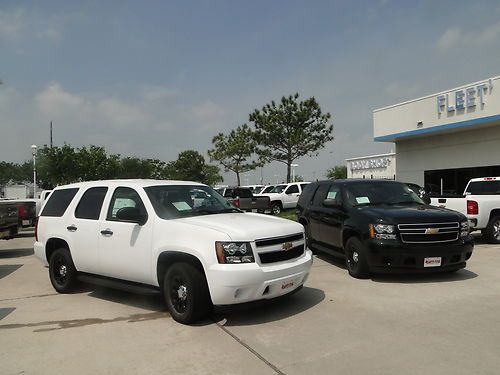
[219,208,243,213]
[386,201,424,205]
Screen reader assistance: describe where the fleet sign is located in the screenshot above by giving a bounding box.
[437,79,493,114]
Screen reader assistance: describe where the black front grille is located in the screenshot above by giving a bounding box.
[255,233,304,248]
[398,222,459,243]
[259,244,304,264]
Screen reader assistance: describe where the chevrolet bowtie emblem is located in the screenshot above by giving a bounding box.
[282,242,293,251]
[425,228,439,234]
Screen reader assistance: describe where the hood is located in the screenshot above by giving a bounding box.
[176,213,303,241]
[358,204,466,224]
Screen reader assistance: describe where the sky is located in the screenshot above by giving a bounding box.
[1,0,500,185]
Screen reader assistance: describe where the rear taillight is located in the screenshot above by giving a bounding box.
[18,205,27,219]
[35,218,39,241]
[233,198,240,207]
[467,200,478,215]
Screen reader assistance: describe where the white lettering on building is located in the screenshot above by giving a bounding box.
[437,79,493,114]
[350,157,391,171]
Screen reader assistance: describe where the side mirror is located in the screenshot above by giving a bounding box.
[116,207,147,225]
[323,199,342,209]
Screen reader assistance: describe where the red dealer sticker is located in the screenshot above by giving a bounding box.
[424,257,442,267]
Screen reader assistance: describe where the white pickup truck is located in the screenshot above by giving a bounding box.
[430,177,500,243]
[261,182,311,214]
[34,180,312,324]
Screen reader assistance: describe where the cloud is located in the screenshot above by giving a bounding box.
[0,8,25,39]
[97,98,149,126]
[141,85,179,101]
[436,27,461,50]
[436,22,500,51]
[36,25,62,42]
[35,82,86,118]
[191,101,225,119]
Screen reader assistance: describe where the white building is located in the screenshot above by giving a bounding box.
[346,153,396,180]
[373,76,500,194]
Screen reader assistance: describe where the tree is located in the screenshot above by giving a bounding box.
[249,93,333,183]
[326,165,347,179]
[164,150,223,186]
[208,124,261,186]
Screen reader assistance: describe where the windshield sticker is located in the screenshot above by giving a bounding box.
[326,191,337,199]
[356,197,370,204]
[172,201,192,211]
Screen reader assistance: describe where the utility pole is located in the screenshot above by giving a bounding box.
[50,121,53,148]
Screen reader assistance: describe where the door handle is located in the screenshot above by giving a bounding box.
[67,225,77,232]
[100,229,113,236]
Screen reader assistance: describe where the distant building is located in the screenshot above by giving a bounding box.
[374,75,500,195]
[346,152,396,180]
[0,183,33,199]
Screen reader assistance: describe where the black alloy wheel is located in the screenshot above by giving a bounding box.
[49,248,78,293]
[345,237,370,279]
[163,262,211,324]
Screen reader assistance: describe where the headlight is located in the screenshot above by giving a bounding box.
[460,222,469,237]
[215,242,254,264]
[369,224,397,240]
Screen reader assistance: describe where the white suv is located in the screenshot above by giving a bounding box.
[261,182,311,214]
[34,180,313,324]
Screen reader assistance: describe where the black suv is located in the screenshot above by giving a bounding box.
[297,180,474,278]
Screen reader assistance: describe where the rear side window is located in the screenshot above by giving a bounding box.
[232,188,252,198]
[75,187,108,220]
[41,188,79,217]
[286,185,299,194]
[312,184,331,206]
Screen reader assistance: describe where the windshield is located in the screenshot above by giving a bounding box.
[345,181,424,206]
[271,185,287,193]
[145,185,239,219]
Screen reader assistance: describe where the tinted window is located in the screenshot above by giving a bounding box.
[232,188,252,198]
[41,188,79,217]
[286,185,299,194]
[325,185,342,204]
[75,187,108,220]
[107,187,147,222]
[344,182,424,206]
[297,184,317,207]
[262,186,275,193]
[300,184,309,191]
[466,181,500,195]
[312,184,330,206]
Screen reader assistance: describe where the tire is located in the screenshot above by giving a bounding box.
[484,216,500,244]
[344,237,370,279]
[271,202,282,215]
[48,248,79,293]
[163,262,211,324]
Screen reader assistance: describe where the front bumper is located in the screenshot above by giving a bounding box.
[365,236,474,274]
[206,249,313,305]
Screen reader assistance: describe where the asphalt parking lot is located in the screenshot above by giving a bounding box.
[1,231,500,375]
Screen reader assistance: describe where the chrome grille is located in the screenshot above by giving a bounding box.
[398,222,459,244]
[255,233,305,264]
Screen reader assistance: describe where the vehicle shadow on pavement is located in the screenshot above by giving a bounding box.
[0,264,23,280]
[87,286,166,313]
[314,253,347,269]
[0,248,34,259]
[211,286,325,327]
[371,269,478,284]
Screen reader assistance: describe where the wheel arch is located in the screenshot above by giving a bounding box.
[488,210,500,223]
[156,251,208,291]
[342,228,362,250]
[45,237,70,262]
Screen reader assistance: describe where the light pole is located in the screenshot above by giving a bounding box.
[291,163,299,182]
[31,145,37,199]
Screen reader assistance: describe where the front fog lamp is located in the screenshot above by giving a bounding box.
[369,224,397,240]
[215,242,254,264]
[460,222,470,237]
